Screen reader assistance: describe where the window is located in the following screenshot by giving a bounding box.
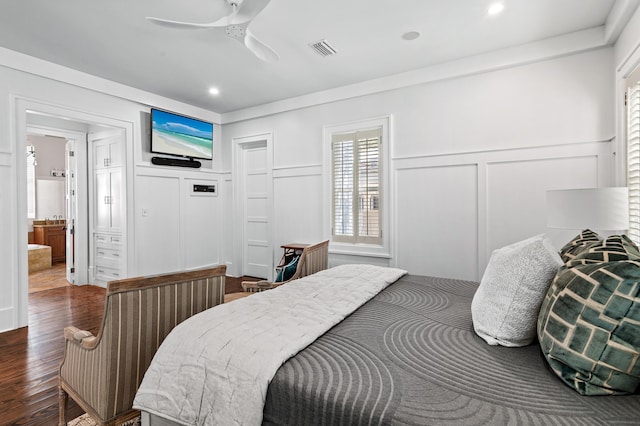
[628,78,640,245]
[324,116,391,257]
[331,127,382,245]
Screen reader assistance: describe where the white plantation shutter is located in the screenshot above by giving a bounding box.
[356,129,381,241]
[332,133,355,239]
[628,82,640,245]
[332,128,382,244]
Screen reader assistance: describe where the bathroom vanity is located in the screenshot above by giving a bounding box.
[33,222,66,263]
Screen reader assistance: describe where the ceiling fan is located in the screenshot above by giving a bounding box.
[146,0,279,62]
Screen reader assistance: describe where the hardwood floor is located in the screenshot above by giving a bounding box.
[29,263,70,293]
[0,272,259,425]
[0,285,104,425]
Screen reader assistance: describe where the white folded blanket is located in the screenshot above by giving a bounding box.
[133,264,407,426]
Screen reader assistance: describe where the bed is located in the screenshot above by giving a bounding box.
[263,274,640,425]
[134,260,640,426]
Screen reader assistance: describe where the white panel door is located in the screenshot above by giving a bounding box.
[109,169,122,233]
[243,144,271,278]
[94,170,111,232]
[94,135,122,169]
[90,130,124,234]
[93,168,122,233]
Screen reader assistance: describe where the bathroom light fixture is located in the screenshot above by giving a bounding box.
[488,3,504,15]
[208,87,220,96]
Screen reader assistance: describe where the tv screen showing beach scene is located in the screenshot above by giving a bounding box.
[151,108,214,160]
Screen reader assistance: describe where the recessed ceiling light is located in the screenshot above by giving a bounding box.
[401,31,421,41]
[208,87,220,96]
[488,3,504,15]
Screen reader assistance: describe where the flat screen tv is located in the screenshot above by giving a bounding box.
[150,108,214,160]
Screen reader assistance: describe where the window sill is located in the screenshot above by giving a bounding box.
[329,242,391,259]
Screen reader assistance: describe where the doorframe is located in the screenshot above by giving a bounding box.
[231,132,273,279]
[12,95,134,329]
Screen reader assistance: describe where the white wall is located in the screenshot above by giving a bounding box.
[29,134,66,181]
[222,48,616,281]
[0,58,224,332]
[134,169,222,276]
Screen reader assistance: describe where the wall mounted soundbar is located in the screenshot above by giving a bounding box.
[151,156,201,168]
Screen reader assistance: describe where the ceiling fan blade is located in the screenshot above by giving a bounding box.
[146,0,271,29]
[145,16,228,29]
[146,2,240,30]
[244,27,279,62]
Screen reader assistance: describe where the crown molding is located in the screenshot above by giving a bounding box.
[0,46,222,124]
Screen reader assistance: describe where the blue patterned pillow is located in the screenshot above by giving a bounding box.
[564,235,640,268]
[538,246,640,395]
[559,229,601,263]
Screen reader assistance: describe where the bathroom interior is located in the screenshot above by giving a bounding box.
[26,133,71,291]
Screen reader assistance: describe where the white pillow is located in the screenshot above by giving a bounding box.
[471,234,562,347]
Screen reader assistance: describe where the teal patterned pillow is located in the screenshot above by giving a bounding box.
[559,229,601,263]
[564,235,640,268]
[537,259,640,395]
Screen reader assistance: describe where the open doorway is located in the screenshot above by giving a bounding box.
[25,130,75,293]
[23,112,92,296]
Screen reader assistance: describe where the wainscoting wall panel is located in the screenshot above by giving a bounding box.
[134,167,224,276]
[272,167,324,270]
[222,175,234,274]
[135,174,181,275]
[395,164,479,281]
[394,140,613,281]
[0,159,17,331]
[486,155,600,256]
[182,178,221,270]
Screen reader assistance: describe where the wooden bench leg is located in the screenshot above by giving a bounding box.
[59,385,68,426]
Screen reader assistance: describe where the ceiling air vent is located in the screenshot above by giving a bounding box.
[309,39,338,57]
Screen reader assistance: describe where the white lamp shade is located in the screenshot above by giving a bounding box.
[546,187,629,231]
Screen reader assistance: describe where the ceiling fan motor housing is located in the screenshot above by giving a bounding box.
[225,25,246,39]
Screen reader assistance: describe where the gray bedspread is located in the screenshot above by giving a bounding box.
[263,274,640,425]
